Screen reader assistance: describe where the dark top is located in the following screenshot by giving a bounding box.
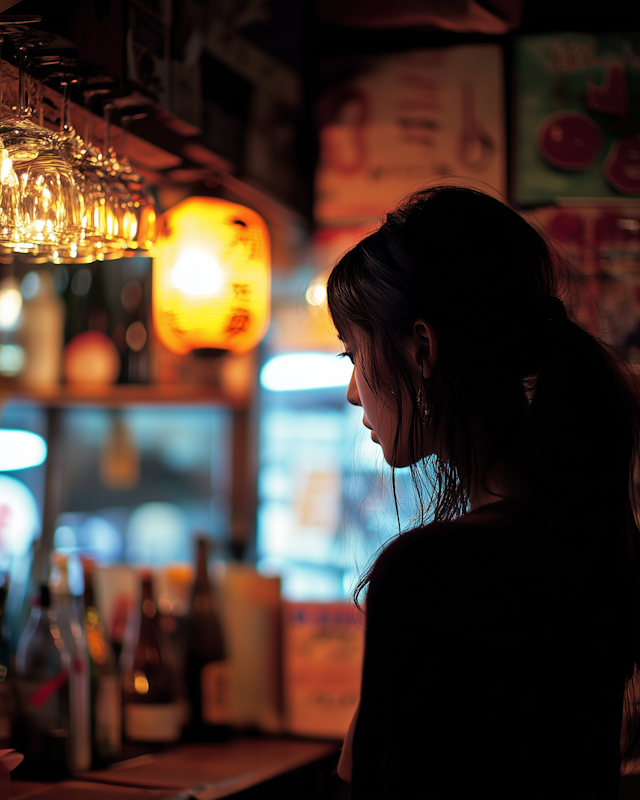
[351,500,625,800]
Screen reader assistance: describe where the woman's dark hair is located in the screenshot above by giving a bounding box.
[326,185,640,761]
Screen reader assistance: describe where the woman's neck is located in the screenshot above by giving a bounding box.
[468,454,532,511]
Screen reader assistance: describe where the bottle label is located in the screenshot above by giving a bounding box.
[95,675,122,757]
[19,677,69,735]
[26,668,69,708]
[124,702,182,742]
[201,661,231,724]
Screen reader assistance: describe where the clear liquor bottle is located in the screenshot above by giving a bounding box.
[49,552,91,773]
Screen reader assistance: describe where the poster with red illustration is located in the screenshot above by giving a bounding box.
[315,45,506,225]
[515,33,640,204]
[529,203,640,364]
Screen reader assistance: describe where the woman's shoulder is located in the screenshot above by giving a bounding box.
[370,499,548,593]
[383,499,538,555]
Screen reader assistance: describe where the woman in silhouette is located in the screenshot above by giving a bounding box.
[327,186,640,799]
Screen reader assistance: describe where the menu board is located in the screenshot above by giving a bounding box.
[514,33,640,204]
[315,44,507,225]
[283,602,364,739]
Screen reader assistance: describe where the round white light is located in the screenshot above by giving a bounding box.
[260,352,353,392]
[170,251,224,297]
[0,430,47,471]
[305,282,327,306]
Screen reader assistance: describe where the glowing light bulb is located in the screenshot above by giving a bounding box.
[170,251,224,297]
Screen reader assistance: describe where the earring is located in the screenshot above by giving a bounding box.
[417,387,428,420]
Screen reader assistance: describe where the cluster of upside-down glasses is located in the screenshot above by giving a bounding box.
[0,36,158,265]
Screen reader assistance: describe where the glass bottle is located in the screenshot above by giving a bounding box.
[49,552,91,773]
[83,562,122,766]
[14,585,70,780]
[121,571,181,744]
[0,582,12,747]
[186,537,230,740]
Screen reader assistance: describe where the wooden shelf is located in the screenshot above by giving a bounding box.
[0,382,249,409]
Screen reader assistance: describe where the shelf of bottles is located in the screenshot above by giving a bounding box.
[11,538,230,780]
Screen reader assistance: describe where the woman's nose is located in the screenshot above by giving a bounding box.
[347,369,361,406]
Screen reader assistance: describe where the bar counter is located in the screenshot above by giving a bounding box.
[9,736,342,800]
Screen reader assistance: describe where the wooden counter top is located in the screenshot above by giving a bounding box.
[11,781,172,799]
[11,737,340,800]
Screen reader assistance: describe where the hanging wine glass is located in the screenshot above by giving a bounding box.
[0,22,32,255]
[39,67,101,263]
[102,109,157,255]
[0,26,55,165]
[4,40,84,261]
[14,147,84,259]
[97,104,134,258]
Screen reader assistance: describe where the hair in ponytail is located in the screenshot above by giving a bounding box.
[326,185,640,761]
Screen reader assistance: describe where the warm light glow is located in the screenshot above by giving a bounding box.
[153,197,270,355]
[0,150,16,186]
[306,282,327,306]
[0,430,48,470]
[134,671,149,694]
[0,277,22,330]
[126,321,147,352]
[170,251,224,296]
[260,353,353,391]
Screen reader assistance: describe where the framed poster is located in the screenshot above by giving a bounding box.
[315,45,507,225]
[514,33,640,205]
[530,202,640,364]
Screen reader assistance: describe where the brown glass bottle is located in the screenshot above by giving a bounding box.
[121,572,181,744]
[185,538,230,740]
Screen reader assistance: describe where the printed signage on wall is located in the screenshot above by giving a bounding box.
[315,45,507,225]
[514,33,640,204]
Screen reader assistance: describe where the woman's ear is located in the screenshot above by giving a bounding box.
[410,319,437,380]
